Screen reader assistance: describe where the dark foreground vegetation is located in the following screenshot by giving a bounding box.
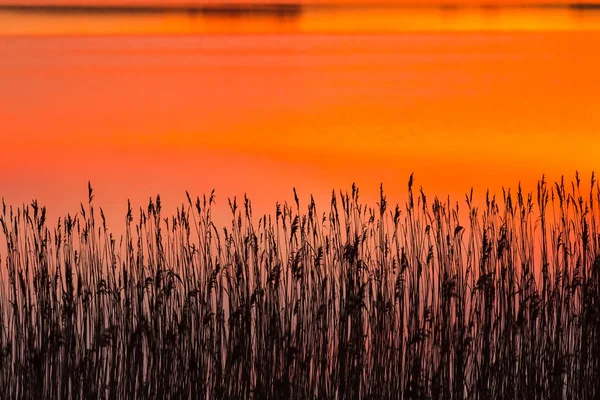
[1,174,600,399]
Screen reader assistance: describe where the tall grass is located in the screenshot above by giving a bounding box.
[1,175,599,399]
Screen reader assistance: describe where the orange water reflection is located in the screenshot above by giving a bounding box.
[1,8,599,230]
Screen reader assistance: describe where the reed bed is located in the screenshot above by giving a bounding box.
[1,174,599,399]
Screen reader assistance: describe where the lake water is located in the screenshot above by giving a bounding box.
[1,5,600,228]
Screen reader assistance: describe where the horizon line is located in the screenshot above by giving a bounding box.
[2,2,600,15]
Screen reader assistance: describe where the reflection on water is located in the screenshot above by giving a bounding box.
[2,4,600,35]
[1,5,599,228]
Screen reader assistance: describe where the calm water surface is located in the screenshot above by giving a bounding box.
[1,6,599,227]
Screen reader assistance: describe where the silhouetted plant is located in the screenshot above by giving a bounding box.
[1,174,599,399]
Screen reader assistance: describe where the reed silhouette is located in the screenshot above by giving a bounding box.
[1,174,599,399]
